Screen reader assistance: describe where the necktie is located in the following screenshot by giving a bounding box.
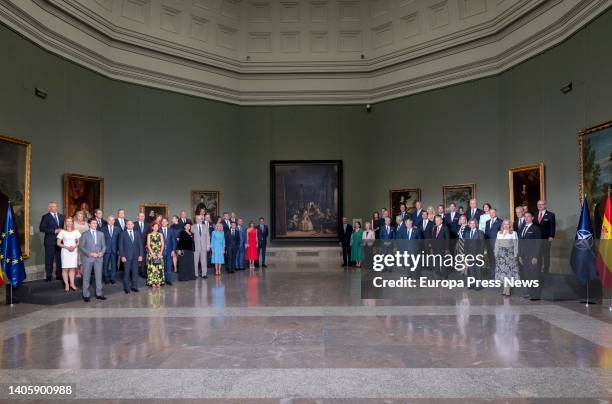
[232,229,235,236]
[538,211,543,223]
[92,230,96,244]
[436,226,440,237]
[408,229,411,240]
[53,213,58,225]
[472,209,475,217]
[198,224,202,236]
[522,225,528,238]
[470,229,474,239]
[163,228,167,238]
[110,227,113,237]
[129,231,134,242]
[140,222,143,232]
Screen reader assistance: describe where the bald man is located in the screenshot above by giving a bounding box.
[535,200,555,273]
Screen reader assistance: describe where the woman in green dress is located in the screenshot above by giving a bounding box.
[146,222,165,288]
[350,221,364,268]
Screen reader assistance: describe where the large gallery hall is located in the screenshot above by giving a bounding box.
[0,0,611,402]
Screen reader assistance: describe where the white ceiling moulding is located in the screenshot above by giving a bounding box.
[0,0,609,105]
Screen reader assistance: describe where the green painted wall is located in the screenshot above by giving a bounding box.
[0,8,611,269]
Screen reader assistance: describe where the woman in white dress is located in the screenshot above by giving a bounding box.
[478,203,492,231]
[56,217,81,292]
[73,210,89,278]
[494,219,519,297]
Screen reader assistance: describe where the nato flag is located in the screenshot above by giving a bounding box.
[1,202,27,288]
[570,196,597,284]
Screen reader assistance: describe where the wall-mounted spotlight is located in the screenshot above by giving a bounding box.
[560,82,572,94]
[366,103,372,113]
[34,87,48,99]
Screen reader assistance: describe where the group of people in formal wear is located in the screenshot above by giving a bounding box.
[40,202,269,302]
[339,198,555,298]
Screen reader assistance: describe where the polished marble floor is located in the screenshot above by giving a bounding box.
[1,260,612,402]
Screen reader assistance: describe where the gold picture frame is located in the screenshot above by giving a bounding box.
[508,163,545,221]
[63,173,104,219]
[442,183,476,213]
[389,188,421,218]
[191,190,220,219]
[0,134,31,258]
[578,120,612,232]
[139,203,169,221]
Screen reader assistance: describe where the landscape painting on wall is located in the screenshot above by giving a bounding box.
[271,160,341,240]
[508,163,545,221]
[442,183,475,213]
[63,173,104,219]
[191,190,220,220]
[140,203,169,223]
[389,188,421,218]
[579,121,612,234]
[0,135,31,257]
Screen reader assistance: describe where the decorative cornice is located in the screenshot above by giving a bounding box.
[0,0,609,105]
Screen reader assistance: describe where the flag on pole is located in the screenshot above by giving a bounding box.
[596,192,612,288]
[570,196,597,284]
[0,202,27,288]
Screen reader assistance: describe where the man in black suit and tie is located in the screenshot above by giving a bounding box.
[398,203,409,223]
[118,220,144,294]
[444,202,460,239]
[102,215,120,284]
[134,212,149,277]
[39,201,65,282]
[94,209,107,229]
[179,210,192,227]
[432,215,450,277]
[257,217,269,268]
[379,217,395,240]
[484,208,501,279]
[419,211,433,240]
[519,212,542,300]
[160,217,175,285]
[227,222,240,273]
[535,200,556,273]
[115,209,127,232]
[464,219,485,289]
[465,199,483,224]
[412,201,424,228]
[513,206,526,233]
[339,217,353,267]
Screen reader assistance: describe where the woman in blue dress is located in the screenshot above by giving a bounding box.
[211,222,226,276]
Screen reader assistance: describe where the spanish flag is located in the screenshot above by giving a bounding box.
[596,193,612,288]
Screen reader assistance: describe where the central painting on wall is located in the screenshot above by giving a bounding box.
[271,160,341,241]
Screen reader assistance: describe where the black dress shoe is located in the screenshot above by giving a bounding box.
[124,289,130,294]
[83,297,91,302]
[529,297,541,301]
[262,264,267,268]
[201,275,207,279]
[95,295,107,300]
[110,280,116,285]
[130,288,139,293]
[166,281,173,286]
[45,277,52,282]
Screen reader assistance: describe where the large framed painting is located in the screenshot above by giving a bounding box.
[508,163,545,221]
[191,190,220,219]
[0,135,31,258]
[579,121,612,234]
[140,203,169,222]
[271,160,342,240]
[63,173,104,219]
[442,183,475,213]
[389,188,421,218]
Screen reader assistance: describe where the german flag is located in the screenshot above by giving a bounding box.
[596,192,612,288]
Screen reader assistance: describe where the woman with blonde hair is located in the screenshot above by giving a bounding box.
[73,210,89,277]
[494,219,519,296]
[56,217,81,292]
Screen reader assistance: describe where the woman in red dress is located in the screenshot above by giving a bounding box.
[246,221,259,269]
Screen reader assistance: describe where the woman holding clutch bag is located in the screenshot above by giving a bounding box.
[146,222,165,289]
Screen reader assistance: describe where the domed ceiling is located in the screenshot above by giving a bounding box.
[1,0,609,104]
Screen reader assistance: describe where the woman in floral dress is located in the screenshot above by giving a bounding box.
[146,222,165,288]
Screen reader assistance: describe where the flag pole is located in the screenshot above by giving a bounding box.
[10,285,13,307]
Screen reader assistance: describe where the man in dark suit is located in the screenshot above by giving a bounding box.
[102,215,120,284]
[179,210,192,227]
[257,217,269,268]
[513,206,526,233]
[39,201,64,281]
[465,199,483,224]
[432,215,450,277]
[339,217,353,267]
[464,219,485,289]
[398,203,409,223]
[419,211,433,240]
[535,200,555,273]
[115,209,127,232]
[118,220,144,294]
[94,209,107,229]
[519,212,542,300]
[395,218,422,275]
[411,201,424,228]
[160,217,175,285]
[134,212,149,277]
[379,216,395,240]
[444,202,460,239]
[227,222,240,273]
[484,208,501,279]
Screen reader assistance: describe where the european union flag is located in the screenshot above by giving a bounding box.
[1,202,27,288]
[570,196,597,284]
